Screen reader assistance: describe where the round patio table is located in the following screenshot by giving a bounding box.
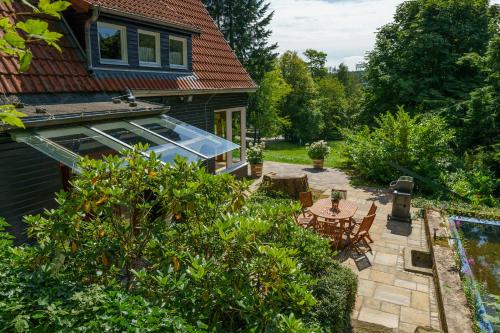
[308,198,358,249]
[309,198,358,221]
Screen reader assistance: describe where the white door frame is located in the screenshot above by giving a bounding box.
[214,107,246,169]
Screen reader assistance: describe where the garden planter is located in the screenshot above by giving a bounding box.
[313,159,324,170]
[331,200,339,212]
[250,163,263,177]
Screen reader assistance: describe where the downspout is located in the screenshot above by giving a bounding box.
[85,7,100,72]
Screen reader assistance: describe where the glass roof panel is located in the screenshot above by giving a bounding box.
[92,121,201,164]
[131,115,240,158]
[10,131,82,172]
[36,126,126,160]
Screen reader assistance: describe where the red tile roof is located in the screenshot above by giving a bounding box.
[0,0,256,95]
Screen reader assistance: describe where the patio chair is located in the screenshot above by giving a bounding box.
[293,212,314,228]
[347,214,376,255]
[331,189,347,200]
[299,191,314,218]
[316,218,349,250]
[349,202,377,243]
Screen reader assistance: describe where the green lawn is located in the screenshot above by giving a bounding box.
[263,140,348,169]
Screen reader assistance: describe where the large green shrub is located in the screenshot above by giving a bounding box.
[344,107,454,185]
[0,149,357,332]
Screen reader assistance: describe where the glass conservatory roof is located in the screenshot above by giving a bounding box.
[10,115,239,173]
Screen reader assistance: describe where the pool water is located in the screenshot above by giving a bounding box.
[456,218,499,332]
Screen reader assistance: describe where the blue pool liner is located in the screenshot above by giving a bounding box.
[448,216,497,333]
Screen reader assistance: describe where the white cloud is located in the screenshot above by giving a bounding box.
[269,0,500,70]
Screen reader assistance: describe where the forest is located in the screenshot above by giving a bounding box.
[204,0,499,209]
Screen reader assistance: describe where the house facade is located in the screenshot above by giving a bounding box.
[0,0,256,242]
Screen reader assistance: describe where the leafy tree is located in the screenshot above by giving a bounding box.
[344,107,454,185]
[279,51,323,143]
[461,4,500,152]
[248,63,291,142]
[363,0,491,119]
[0,0,70,128]
[316,76,347,139]
[203,0,278,83]
[335,63,361,97]
[304,49,328,79]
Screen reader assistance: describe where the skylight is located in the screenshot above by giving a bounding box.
[10,115,239,173]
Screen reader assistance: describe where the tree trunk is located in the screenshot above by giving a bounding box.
[261,172,309,199]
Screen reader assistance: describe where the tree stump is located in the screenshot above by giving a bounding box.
[261,172,309,199]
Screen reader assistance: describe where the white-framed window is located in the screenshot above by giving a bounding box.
[169,35,188,69]
[97,22,128,65]
[138,29,161,67]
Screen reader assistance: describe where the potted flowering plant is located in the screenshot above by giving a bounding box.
[306,140,331,169]
[331,190,343,211]
[247,142,265,177]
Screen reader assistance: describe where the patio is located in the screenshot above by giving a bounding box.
[251,161,442,333]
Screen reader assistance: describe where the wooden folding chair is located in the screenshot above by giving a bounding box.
[349,202,377,243]
[316,218,348,251]
[299,191,314,218]
[348,214,376,254]
[293,212,314,228]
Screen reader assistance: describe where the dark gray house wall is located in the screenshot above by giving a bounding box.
[0,136,63,244]
[89,14,193,73]
[0,92,249,243]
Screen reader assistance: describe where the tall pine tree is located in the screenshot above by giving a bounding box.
[203,0,278,83]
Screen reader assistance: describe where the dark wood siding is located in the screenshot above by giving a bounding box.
[0,93,249,243]
[90,15,193,73]
[0,137,63,244]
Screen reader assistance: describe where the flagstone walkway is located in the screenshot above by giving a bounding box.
[251,162,442,333]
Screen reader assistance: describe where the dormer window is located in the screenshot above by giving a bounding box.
[138,30,161,67]
[98,22,128,65]
[169,36,188,69]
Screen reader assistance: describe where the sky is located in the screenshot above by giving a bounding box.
[268,0,500,70]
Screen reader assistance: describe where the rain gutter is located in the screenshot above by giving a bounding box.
[133,87,258,98]
[0,107,170,132]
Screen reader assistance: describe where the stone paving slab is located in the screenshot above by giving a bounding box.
[252,162,443,332]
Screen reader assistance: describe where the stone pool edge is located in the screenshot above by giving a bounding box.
[424,209,475,333]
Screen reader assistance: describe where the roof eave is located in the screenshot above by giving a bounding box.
[132,87,258,97]
[0,106,170,132]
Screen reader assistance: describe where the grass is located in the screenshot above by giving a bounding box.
[263,140,348,169]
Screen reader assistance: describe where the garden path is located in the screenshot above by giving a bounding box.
[250,162,442,333]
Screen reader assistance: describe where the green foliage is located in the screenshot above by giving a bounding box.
[247,142,265,164]
[248,63,291,141]
[316,75,349,139]
[412,196,500,221]
[0,104,25,128]
[344,107,454,185]
[363,0,491,118]
[1,149,357,332]
[0,0,70,128]
[304,49,328,79]
[279,51,323,143]
[306,140,331,160]
[0,0,69,70]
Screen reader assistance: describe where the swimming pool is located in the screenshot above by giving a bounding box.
[449,216,499,333]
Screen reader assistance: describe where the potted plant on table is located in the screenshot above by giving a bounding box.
[331,190,342,212]
[247,142,265,177]
[306,140,331,170]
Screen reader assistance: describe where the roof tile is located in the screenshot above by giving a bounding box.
[0,0,256,95]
